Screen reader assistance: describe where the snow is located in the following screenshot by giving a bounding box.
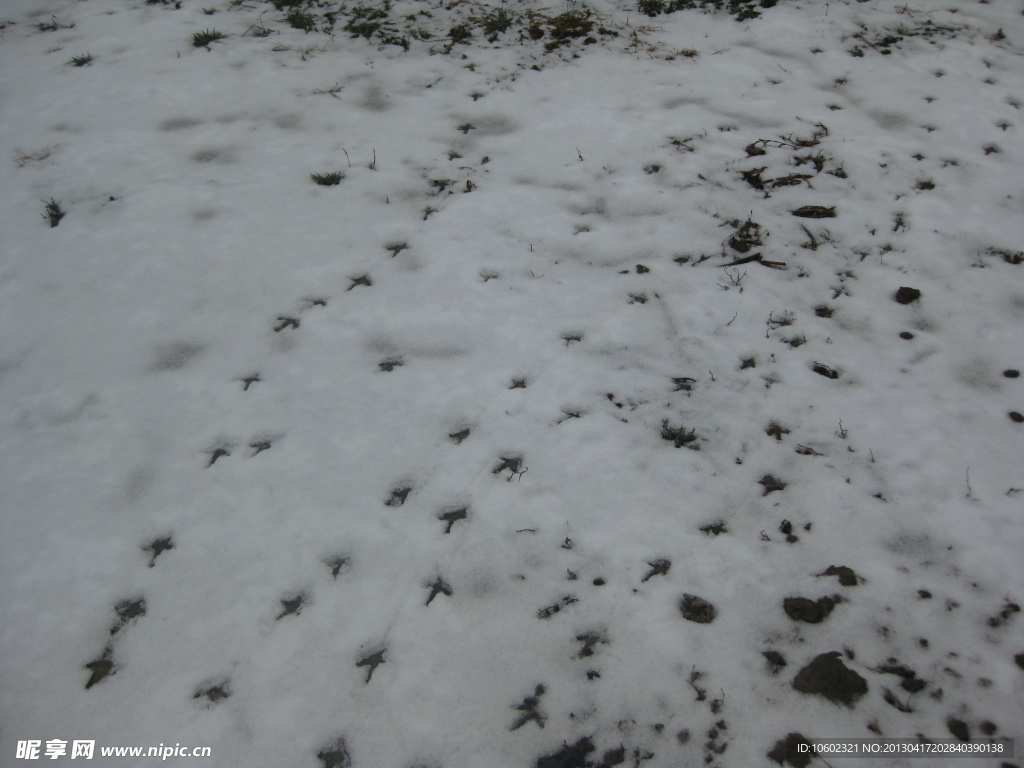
[1,0,1022,766]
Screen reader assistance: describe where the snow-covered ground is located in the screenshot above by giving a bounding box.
[2,0,1023,765]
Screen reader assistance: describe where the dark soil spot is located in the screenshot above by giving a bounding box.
[385,241,408,257]
[356,648,386,683]
[918,590,932,599]
[728,218,763,253]
[877,660,926,692]
[538,595,577,619]
[492,455,524,477]
[438,507,468,534]
[899,331,915,339]
[946,717,970,741]
[593,578,605,586]
[767,733,815,767]
[766,422,790,441]
[536,737,593,767]
[347,275,372,290]
[1004,369,1021,378]
[250,439,272,456]
[673,376,696,392]
[792,651,867,706]
[784,596,838,623]
[636,264,650,274]
[759,474,787,495]
[326,555,350,579]
[1015,652,1024,670]
[700,521,727,536]
[895,286,922,304]
[791,206,836,218]
[812,362,840,379]
[379,357,403,372]
[274,316,300,332]
[425,576,452,606]
[111,597,146,635]
[741,167,766,191]
[317,737,352,768]
[276,594,304,619]
[594,745,626,767]
[385,486,412,506]
[680,593,717,624]
[1010,411,1023,423]
[239,373,260,390]
[980,720,997,735]
[510,378,527,389]
[575,631,607,658]
[84,647,116,690]
[142,536,174,567]
[641,559,671,582]
[814,304,834,318]
[987,599,1021,627]
[763,650,788,675]
[207,447,230,467]
[817,565,861,587]
[513,684,547,732]
[193,679,231,705]
[740,356,757,370]
[449,427,470,444]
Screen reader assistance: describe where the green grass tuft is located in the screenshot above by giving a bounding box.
[662,420,701,449]
[311,171,344,186]
[193,28,227,48]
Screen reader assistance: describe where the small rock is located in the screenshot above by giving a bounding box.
[1009,411,1023,423]
[680,593,717,624]
[895,286,921,304]
[793,651,868,706]
[1004,369,1020,378]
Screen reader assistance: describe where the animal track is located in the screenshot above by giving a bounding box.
[141,536,174,567]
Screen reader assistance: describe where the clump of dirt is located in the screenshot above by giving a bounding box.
[767,732,815,767]
[876,660,926,693]
[895,286,922,304]
[783,596,839,624]
[792,651,867,706]
[111,597,146,635]
[759,474,787,495]
[535,736,593,768]
[642,558,671,582]
[680,593,717,624]
[438,507,468,533]
[84,646,116,690]
[142,536,174,567]
[763,650,787,675]
[385,485,412,506]
[817,565,862,586]
[728,218,763,253]
[316,736,351,768]
[946,717,970,742]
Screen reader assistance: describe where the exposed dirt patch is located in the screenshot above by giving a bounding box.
[792,651,867,706]
[680,593,717,624]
